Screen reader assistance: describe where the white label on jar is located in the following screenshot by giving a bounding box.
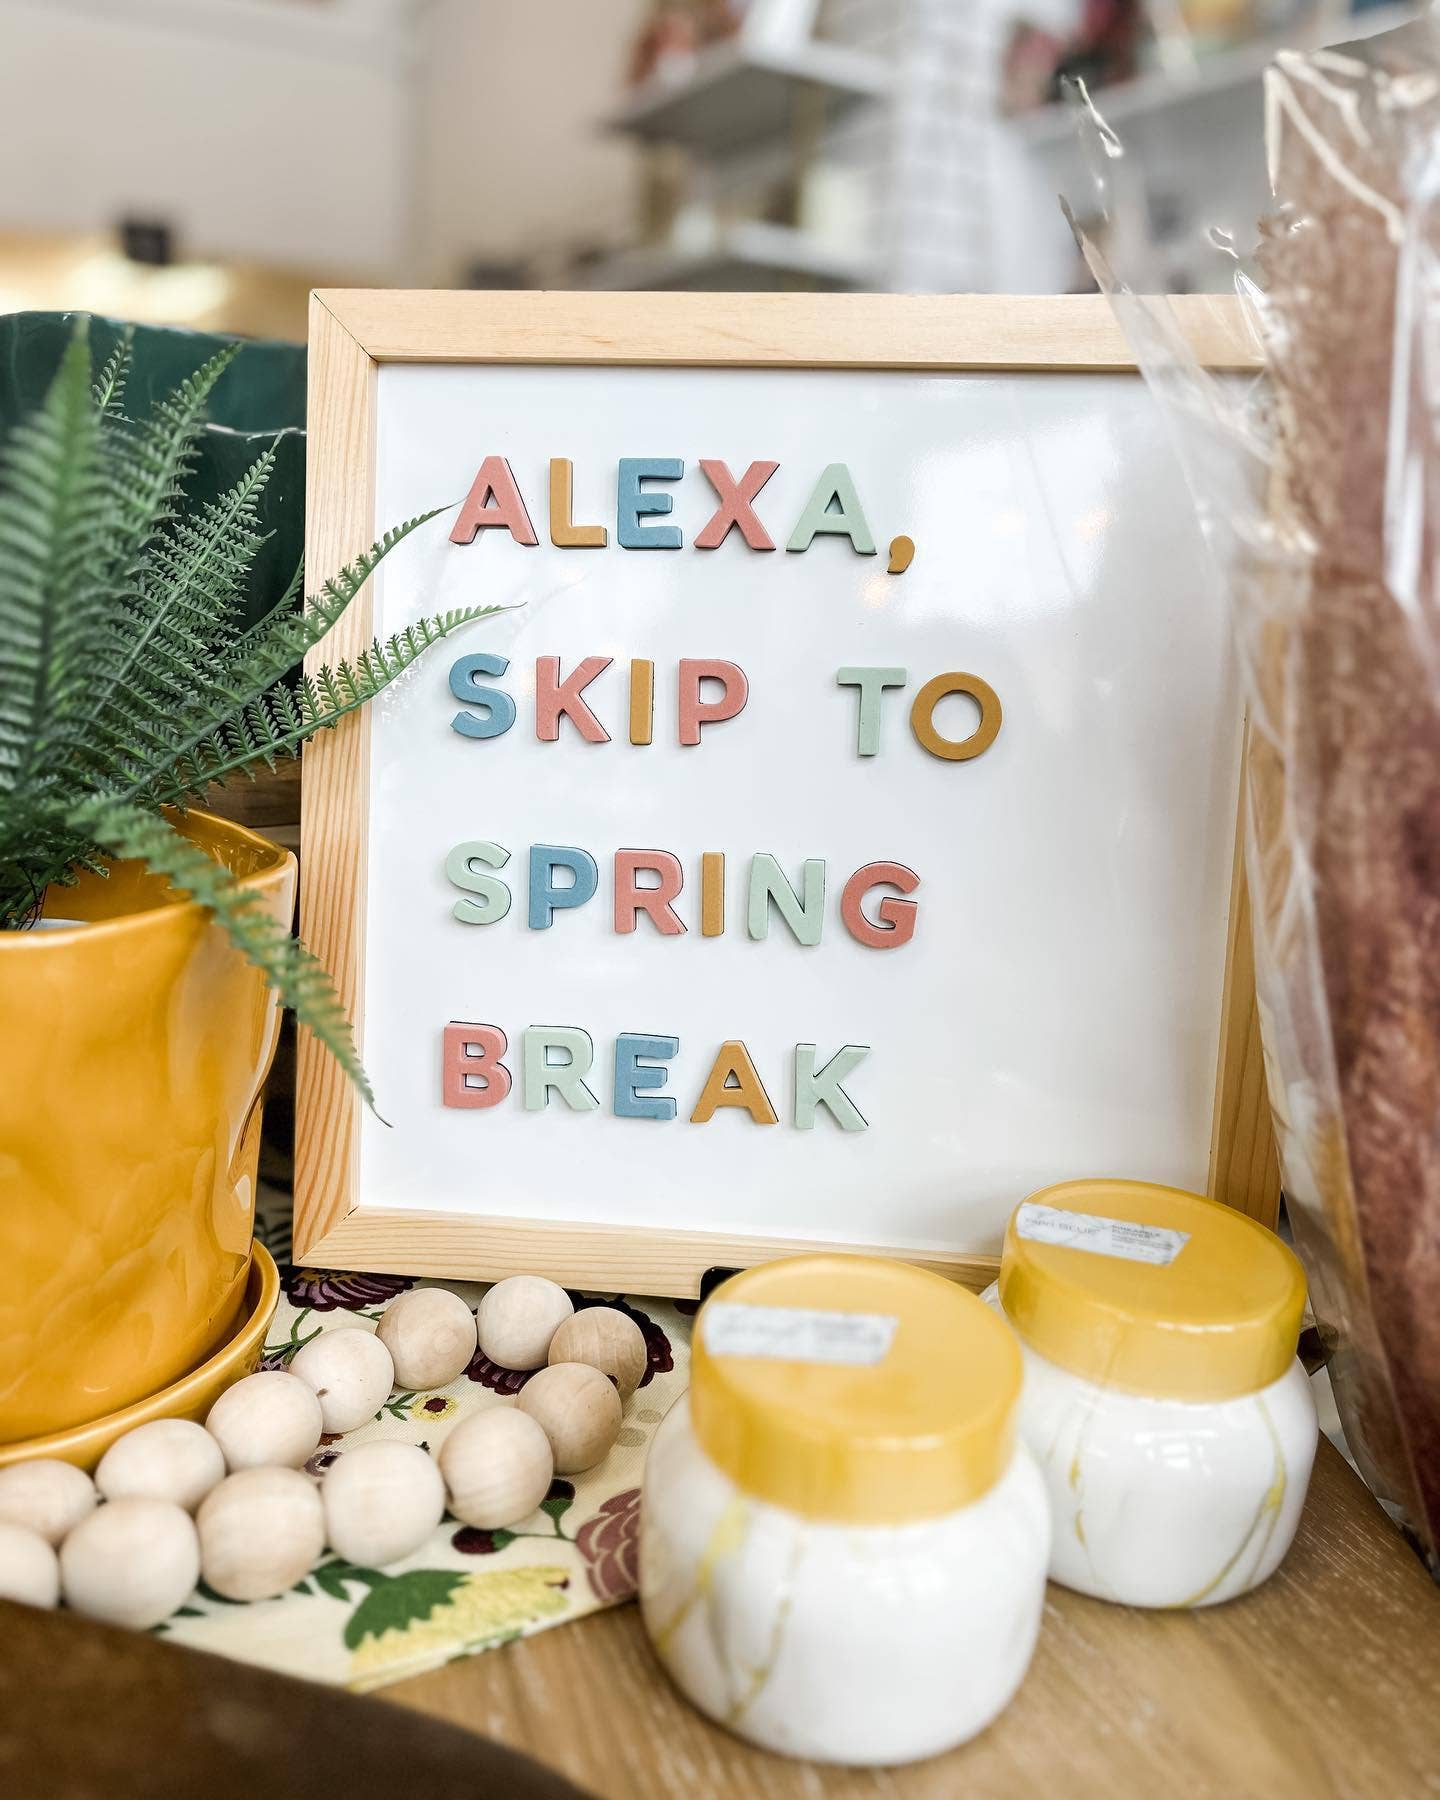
[704,1302,898,1366]
[1015,1202,1190,1266]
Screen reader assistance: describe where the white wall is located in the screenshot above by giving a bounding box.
[0,0,648,286]
[414,0,646,281]
[0,0,419,278]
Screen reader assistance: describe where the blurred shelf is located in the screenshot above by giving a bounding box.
[1014,2,1420,145]
[581,221,875,292]
[609,38,890,156]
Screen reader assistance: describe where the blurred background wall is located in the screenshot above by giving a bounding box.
[0,0,1425,340]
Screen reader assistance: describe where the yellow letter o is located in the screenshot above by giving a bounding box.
[909,672,1002,762]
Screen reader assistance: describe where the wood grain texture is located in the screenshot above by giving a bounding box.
[303,1207,999,1295]
[294,294,376,1258]
[316,290,1261,372]
[385,1440,1440,1800]
[1208,737,1282,1226]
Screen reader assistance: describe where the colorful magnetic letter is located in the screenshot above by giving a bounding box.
[786,463,876,555]
[678,659,748,747]
[450,652,516,740]
[747,853,826,947]
[535,655,612,743]
[629,658,654,746]
[887,534,915,574]
[614,850,686,936]
[836,666,907,757]
[617,458,683,550]
[446,840,513,926]
[549,457,607,548]
[523,1027,600,1113]
[694,459,779,550]
[450,456,539,546]
[528,845,599,929]
[442,1022,511,1109]
[701,851,725,937]
[614,1032,679,1121]
[840,861,920,948]
[910,672,1003,761]
[690,1040,779,1126]
[794,1043,870,1131]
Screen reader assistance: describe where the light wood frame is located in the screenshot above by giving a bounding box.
[296,290,1275,1294]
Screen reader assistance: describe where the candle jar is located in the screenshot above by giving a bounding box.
[639,1255,1050,1766]
[988,1179,1318,1609]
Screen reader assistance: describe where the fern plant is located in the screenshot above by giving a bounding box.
[0,319,494,1107]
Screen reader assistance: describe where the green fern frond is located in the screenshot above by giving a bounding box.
[101,341,240,588]
[91,329,132,417]
[215,507,446,691]
[55,446,277,807]
[0,320,115,796]
[1,320,492,1106]
[75,800,375,1111]
[143,603,502,800]
[273,551,305,617]
[0,794,106,927]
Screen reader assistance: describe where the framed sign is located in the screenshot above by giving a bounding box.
[295,292,1272,1294]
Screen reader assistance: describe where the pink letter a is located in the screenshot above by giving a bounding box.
[450,457,540,546]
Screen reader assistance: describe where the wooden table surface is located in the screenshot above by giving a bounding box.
[384,1440,1440,1799]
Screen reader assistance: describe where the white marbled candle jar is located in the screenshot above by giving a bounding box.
[639,1254,1051,1766]
[990,1179,1318,1610]
[641,1401,1050,1764]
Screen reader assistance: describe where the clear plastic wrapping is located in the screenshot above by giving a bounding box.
[1068,36,1440,1572]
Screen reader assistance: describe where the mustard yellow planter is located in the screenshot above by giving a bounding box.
[0,811,297,1443]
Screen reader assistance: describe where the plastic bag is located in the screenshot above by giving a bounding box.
[1065,35,1440,1572]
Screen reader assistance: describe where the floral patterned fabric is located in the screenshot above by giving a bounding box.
[158,1189,691,1693]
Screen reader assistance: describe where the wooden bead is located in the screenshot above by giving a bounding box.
[60,1497,200,1629]
[322,1442,445,1568]
[376,1288,478,1390]
[96,1420,226,1513]
[205,1371,324,1472]
[438,1408,553,1529]
[291,1328,396,1433]
[517,1363,622,1474]
[0,1458,96,1546]
[476,1275,574,1371]
[197,1468,325,1602]
[0,1522,59,1609]
[548,1309,648,1401]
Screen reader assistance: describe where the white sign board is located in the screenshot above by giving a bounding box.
[295,295,1255,1292]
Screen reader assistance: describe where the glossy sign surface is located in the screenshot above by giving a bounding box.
[359,365,1240,1254]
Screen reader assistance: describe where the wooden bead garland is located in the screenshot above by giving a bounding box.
[517,1362,623,1473]
[205,1371,324,1472]
[548,1308,648,1400]
[476,1274,574,1371]
[197,1468,326,1602]
[376,1288,478,1390]
[0,1458,96,1546]
[0,1521,60,1610]
[291,1327,396,1434]
[438,1408,555,1528]
[59,1497,200,1630]
[95,1419,225,1513]
[3,1266,648,1635]
[323,1441,446,1567]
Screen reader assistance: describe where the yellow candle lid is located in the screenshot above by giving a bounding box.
[690,1254,1021,1525]
[998,1179,1307,1401]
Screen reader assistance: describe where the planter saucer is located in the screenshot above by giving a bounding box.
[0,1242,280,1472]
